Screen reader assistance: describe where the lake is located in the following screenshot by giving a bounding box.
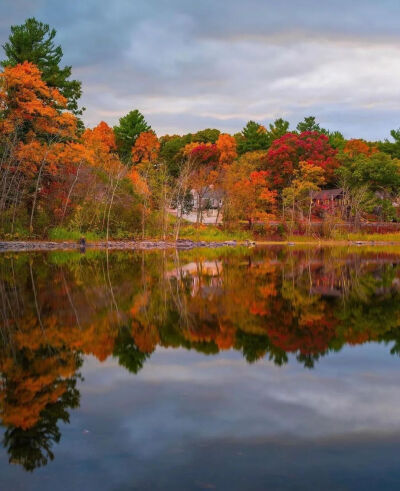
[1,246,400,490]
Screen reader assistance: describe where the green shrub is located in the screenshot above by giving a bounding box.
[48,227,104,241]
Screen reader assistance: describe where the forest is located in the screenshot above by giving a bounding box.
[2,18,400,241]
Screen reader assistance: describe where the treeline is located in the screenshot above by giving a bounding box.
[1,18,400,240]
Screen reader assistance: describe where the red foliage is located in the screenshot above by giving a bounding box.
[188,143,220,167]
[265,131,339,189]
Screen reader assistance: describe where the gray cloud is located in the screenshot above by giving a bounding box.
[1,0,400,138]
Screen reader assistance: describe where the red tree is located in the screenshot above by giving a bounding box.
[265,131,339,190]
[186,142,220,167]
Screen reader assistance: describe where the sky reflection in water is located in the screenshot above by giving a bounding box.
[1,246,400,490]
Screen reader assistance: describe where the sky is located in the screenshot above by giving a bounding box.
[1,0,400,139]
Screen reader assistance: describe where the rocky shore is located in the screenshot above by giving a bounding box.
[2,239,396,253]
[0,239,243,253]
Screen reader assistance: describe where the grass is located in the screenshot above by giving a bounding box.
[178,224,251,242]
[8,222,400,245]
[48,227,104,241]
[331,231,400,242]
[284,235,322,243]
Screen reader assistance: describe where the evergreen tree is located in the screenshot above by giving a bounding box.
[296,116,327,134]
[2,18,83,116]
[237,120,270,154]
[113,109,151,162]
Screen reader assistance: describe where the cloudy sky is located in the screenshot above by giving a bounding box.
[1,0,400,139]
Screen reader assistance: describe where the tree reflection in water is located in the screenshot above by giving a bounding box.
[1,246,400,470]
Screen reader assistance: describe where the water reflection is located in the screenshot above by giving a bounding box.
[1,246,400,472]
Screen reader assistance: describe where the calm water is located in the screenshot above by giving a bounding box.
[1,246,400,490]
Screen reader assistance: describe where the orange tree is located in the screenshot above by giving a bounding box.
[224,165,277,228]
[216,133,237,165]
[183,142,221,224]
[0,61,80,234]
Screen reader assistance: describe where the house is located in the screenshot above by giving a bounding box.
[170,187,224,224]
[189,187,224,223]
[311,188,345,215]
[191,187,224,212]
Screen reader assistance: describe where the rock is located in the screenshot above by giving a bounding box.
[0,238,244,253]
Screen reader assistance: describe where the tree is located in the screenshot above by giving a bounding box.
[0,61,77,141]
[0,62,80,233]
[337,151,400,193]
[113,110,151,161]
[268,118,290,142]
[192,128,220,143]
[130,131,172,239]
[237,150,268,171]
[337,152,400,223]
[216,133,237,165]
[343,139,377,158]
[183,142,221,224]
[1,18,83,115]
[159,133,193,177]
[282,161,326,226]
[83,121,127,240]
[236,121,270,154]
[328,131,346,150]
[127,167,150,238]
[224,165,276,228]
[131,131,160,164]
[379,129,400,159]
[186,142,220,166]
[296,116,327,134]
[266,131,339,190]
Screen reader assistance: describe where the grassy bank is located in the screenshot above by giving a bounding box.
[177,225,251,242]
[4,224,400,245]
[48,227,105,241]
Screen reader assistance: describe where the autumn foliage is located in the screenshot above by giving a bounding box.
[266,131,339,189]
[1,60,400,239]
[0,61,76,138]
[216,133,237,165]
[226,169,277,226]
[343,139,378,158]
[131,130,160,164]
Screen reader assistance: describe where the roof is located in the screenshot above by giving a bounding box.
[191,188,224,200]
[203,188,224,200]
[311,188,343,200]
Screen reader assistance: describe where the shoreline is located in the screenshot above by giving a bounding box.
[2,238,400,252]
[0,239,242,252]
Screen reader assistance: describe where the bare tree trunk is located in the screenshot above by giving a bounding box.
[101,176,113,231]
[0,130,19,212]
[106,178,119,244]
[11,177,22,234]
[175,204,183,241]
[30,158,46,234]
[61,160,82,224]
